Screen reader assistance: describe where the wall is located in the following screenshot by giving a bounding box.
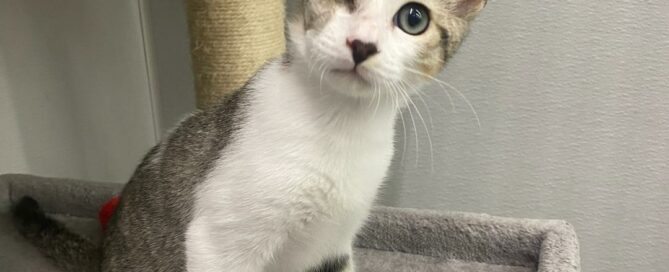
[0,0,157,182]
[0,55,29,174]
[382,1,669,272]
[142,0,197,135]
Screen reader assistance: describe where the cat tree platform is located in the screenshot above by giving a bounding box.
[0,174,580,271]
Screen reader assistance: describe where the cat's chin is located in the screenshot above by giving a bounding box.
[326,69,379,98]
[330,68,369,82]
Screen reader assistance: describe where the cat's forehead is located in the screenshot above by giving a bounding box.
[307,0,443,15]
[304,0,447,31]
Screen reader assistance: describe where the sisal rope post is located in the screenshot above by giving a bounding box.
[185,0,286,109]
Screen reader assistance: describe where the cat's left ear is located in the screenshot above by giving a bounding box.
[449,0,487,21]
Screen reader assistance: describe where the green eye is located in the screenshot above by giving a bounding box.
[395,2,430,35]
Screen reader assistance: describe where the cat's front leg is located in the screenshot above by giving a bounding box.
[308,255,353,272]
[185,215,287,272]
[343,246,356,272]
[308,244,355,272]
[338,244,356,272]
[341,255,355,272]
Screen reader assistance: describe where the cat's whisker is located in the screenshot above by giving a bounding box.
[307,48,320,75]
[423,89,455,118]
[319,67,327,94]
[404,68,480,129]
[367,83,377,109]
[372,81,383,118]
[401,66,456,113]
[402,80,435,132]
[309,53,327,78]
[390,81,420,167]
[394,70,453,119]
[309,57,324,80]
[397,80,434,172]
[371,70,412,165]
[384,81,408,166]
[399,80,436,173]
[440,83,457,114]
[369,77,380,110]
[436,79,482,130]
[415,57,447,65]
[309,52,327,79]
[388,80,401,111]
[396,91,409,166]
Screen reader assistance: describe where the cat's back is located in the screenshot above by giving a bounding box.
[101,89,248,271]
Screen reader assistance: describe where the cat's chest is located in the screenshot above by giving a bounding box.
[237,125,394,188]
[234,102,396,187]
[205,120,395,211]
[201,79,397,215]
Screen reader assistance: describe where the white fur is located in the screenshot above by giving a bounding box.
[185,61,398,272]
[184,1,450,271]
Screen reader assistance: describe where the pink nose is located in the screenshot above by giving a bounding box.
[346,39,378,65]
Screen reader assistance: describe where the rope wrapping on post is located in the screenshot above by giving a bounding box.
[185,0,286,109]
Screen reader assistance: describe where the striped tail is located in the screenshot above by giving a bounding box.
[12,196,101,272]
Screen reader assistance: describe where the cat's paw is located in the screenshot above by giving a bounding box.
[11,196,51,234]
[307,255,351,272]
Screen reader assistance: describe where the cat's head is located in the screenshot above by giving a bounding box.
[288,0,486,98]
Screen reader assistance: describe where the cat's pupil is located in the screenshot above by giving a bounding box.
[407,8,424,27]
[395,3,430,35]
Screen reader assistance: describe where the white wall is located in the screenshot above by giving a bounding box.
[382,1,669,272]
[0,0,158,182]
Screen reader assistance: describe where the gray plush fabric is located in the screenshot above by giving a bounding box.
[357,208,580,272]
[0,174,580,272]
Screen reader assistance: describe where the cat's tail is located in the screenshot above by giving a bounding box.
[12,196,102,272]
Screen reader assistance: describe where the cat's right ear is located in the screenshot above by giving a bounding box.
[448,0,487,21]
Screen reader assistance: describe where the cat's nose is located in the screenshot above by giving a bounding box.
[347,39,378,65]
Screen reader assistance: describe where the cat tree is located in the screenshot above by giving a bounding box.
[0,175,580,271]
[185,0,285,109]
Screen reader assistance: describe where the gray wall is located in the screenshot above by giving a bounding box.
[142,0,197,135]
[0,0,158,182]
[383,1,669,272]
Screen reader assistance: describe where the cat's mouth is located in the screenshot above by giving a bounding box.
[329,68,371,85]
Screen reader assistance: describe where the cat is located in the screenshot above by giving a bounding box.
[12,0,486,271]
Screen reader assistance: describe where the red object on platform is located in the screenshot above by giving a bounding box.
[98,196,120,231]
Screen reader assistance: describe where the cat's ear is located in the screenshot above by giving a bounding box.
[448,0,487,21]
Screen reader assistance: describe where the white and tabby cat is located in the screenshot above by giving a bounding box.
[13,0,486,271]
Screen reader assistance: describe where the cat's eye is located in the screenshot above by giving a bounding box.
[395,3,430,35]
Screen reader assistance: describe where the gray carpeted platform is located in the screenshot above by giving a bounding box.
[0,174,580,271]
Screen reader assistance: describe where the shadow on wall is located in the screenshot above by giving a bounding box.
[144,0,197,135]
[0,1,157,182]
[0,1,87,178]
[0,53,30,173]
